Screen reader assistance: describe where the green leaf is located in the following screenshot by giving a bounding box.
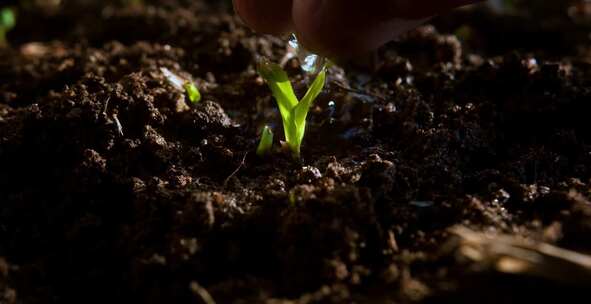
[257,60,299,144]
[256,125,274,156]
[0,8,15,47]
[0,8,15,29]
[184,82,201,104]
[293,68,326,146]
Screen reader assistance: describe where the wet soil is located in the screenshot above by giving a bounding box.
[1,0,591,303]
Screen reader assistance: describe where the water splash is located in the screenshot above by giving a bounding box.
[287,34,327,74]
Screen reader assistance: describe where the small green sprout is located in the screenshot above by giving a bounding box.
[184,82,202,104]
[256,125,274,156]
[258,60,326,158]
[0,8,16,47]
[160,67,201,104]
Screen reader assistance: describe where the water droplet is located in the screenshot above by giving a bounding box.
[326,101,337,124]
[288,35,299,50]
[288,34,327,74]
[328,101,336,115]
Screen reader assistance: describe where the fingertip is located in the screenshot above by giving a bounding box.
[394,0,485,19]
[291,0,348,57]
[292,0,397,58]
[292,0,483,58]
[233,0,294,35]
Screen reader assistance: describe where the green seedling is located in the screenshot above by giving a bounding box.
[258,60,326,158]
[184,82,201,104]
[0,8,16,47]
[256,125,274,156]
[160,67,201,104]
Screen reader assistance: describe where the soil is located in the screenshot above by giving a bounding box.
[1,0,591,303]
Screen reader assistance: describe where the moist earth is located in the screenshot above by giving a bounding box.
[1,1,591,303]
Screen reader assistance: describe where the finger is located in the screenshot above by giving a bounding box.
[292,0,402,58]
[392,0,485,19]
[292,0,483,58]
[233,0,294,35]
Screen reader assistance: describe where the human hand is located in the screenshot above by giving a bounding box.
[233,0,483,58]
